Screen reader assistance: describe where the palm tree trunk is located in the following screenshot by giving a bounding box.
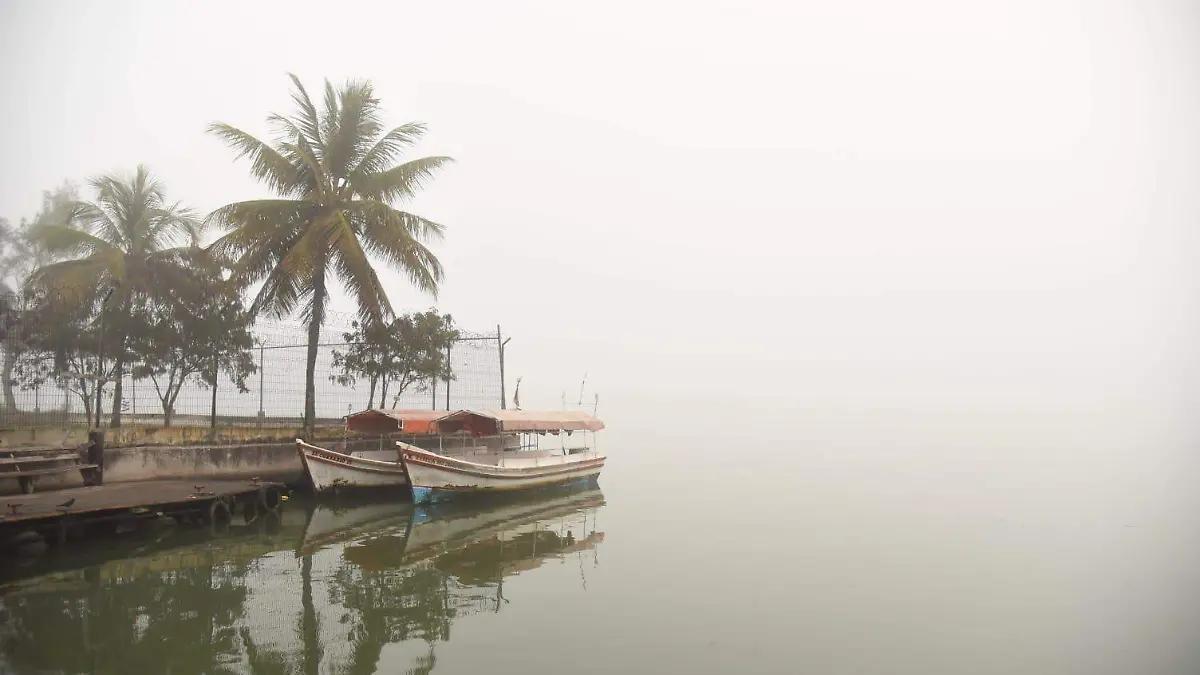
[109,319,128,427]
[300,554,321,675]
[303,275,326,436]
[109,347,124,428]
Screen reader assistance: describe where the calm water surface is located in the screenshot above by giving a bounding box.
[1,425,1198,674]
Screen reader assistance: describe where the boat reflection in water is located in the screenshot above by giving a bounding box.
[0,482,606,674]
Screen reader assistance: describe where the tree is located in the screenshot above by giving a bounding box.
[128,252,257,427]
[9,288,116,426]
[27,167,198,427]
[1,182,77,413]
[331,310,458,409]
[207,74,450,435]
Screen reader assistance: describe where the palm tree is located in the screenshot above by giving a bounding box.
[207,75,450,434]
[28,166,198,427]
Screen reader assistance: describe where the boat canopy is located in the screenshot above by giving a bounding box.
[434,410,605,435]
[344,409,445,435]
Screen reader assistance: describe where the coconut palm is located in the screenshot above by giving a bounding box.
[207,74,450,434]
[27,166,199,427]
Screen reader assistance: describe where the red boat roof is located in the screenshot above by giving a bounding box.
[344,409,444,435]
[434,410,605,434]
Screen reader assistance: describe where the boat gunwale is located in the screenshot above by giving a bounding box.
[400,445,605,480]
[296,439,407,473]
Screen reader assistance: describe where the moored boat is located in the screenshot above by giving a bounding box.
[296,438,413,492]
[295,409,447,493]
[398,410,606,503]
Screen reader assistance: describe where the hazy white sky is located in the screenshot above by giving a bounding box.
[2,0,1198,433]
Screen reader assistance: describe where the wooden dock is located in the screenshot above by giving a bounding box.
[0,479,286,545]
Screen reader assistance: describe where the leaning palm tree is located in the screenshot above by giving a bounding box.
[207,75,450,434]
[28,166,198,427]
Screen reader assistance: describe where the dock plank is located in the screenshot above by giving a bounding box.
[0,445,88,456]
[0,479,280,525]
[0,453,80,466]
[0,464,98,479]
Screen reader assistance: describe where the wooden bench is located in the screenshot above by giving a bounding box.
[0,441,102,494]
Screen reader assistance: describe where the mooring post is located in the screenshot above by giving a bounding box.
[87,429,105,486]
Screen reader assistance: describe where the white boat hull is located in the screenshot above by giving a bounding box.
[296,439,410,492]
[399,444,605,503]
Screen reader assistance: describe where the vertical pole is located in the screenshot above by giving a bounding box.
[431,374,437,411]
[497,325,506,410]
[445,343,451,411]
[95,287,115,429]
[259,343,266,413]
[95,308,105,429]
[210,348,218,436]
[258,344,265,426]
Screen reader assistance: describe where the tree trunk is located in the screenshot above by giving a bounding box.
[367,375,377,409]
[108,347,124,428]
[303,275,326,436]
[209,372,218,436]
[1,345,15,413]
[164,403,173,428]
[108,320,128,427]
[79,382,93,428]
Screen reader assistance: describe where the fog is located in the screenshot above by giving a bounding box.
[4,2,1200,671]
[2,0,1198,443]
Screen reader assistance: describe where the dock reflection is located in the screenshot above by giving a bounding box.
[0,484,606,674]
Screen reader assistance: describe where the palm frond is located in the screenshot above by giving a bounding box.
[352,156,452,204]
[269,122,326,196]
[320,79,340,158]
[348,122,428,185]
[28,222,117,258]
[207,123,303,196]
[347,203,444,296]
[144,202,200,252]
[347,200,446,242]
[324,80,383,180]
[27,253,120,291]
[246,216,330,319]
[328,212,392,322]
[206,199,312,238]
[286,72,324,151]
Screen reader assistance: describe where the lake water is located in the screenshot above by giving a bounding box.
[1,422,1198,674]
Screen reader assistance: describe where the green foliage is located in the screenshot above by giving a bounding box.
[23,167,199,426]
[331,310,458,409]
[128,251,256,426]
[8,287,117,425]
[0,181,78,293]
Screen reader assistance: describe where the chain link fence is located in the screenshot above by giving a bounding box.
[0,291,504,432]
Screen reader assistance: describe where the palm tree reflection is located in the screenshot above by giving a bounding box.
[0,485,604,674]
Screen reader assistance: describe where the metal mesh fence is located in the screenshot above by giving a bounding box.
[0,291,503,432]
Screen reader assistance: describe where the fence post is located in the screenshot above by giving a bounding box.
[209,311,218,439]
[497,325,505,410]
[257,344,265,427]
[445,344,451,411]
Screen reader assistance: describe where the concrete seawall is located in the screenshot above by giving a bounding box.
[0,437,392,496]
